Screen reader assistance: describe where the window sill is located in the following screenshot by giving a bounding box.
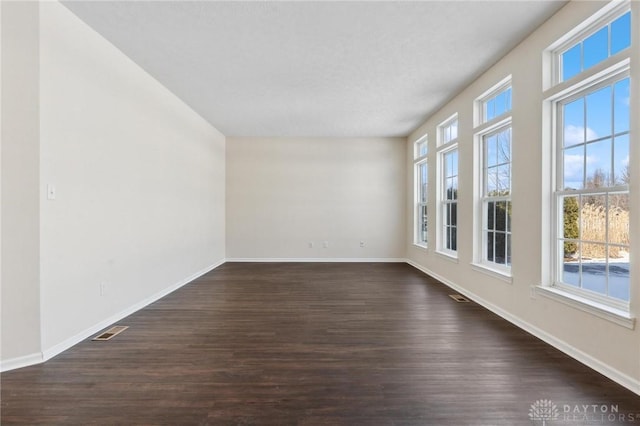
[470,262,512,284]
[435,251,459,264]
[535,285,635,330]
[413,243,428,251]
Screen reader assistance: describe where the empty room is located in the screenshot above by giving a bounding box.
[1,0,640,424]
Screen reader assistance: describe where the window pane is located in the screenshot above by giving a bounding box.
[505,201,512,232]
[451,226,457,251]
[486,134,497,167]
[563,145,584,190]
[586,139,612,187]
[419,163,428,202]
[586,86,611,138]
[562,44,581,81]
[581,243,607,295]
[450,202,457,227]
[486,98,496,121]
[563,98,585,147]
[581,194,607,243]
[608,261,629,301]
[487,231,495,262]
[495,232,506,264]
[614,135,629,185]
[611,12,631,55]
[487,167,498,194]
[614,78,630,134]
[608,193,629,245]
[450,121,458,140]
[506,234,512,266]
[497,129,511,163]
[450,150,458,176]
[563,195,580,244]
[497,164,510,193]
[419,205,428,244]
[563,255,580,286]
[583,27,608,70]
[495,201,507,232]
[505,87,512,112]
[487,201,495,231]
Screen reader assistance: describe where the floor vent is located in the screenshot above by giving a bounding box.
[449,294,470,303]
[93,326,129,341]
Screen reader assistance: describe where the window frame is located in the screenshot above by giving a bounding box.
[414,135,429,248]
[552,68,630,311]
[550,2,631,86]
[544,2,632,313]
[436,114,459,258]
[478,120,513,275]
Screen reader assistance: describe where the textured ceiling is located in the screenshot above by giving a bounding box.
[62,1,567,138]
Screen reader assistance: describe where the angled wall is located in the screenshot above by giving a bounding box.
[406,0,640,394]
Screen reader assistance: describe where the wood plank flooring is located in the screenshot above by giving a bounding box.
[2,262,640,425]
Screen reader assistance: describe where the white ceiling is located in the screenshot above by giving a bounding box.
[62,1,567,138]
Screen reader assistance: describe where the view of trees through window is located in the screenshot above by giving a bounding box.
[556,11,630,303]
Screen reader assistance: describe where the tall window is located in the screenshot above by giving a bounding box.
[547,3,631,309]
[414,136,429,247]
[438,115,459,256]
[475,79,513,273]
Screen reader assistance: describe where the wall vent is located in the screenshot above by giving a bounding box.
[449,294,470,303]
[93,326,129,341]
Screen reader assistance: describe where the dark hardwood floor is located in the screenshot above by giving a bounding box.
[2,262,639,425]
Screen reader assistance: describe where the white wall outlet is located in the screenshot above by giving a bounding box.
[323,241,329,248]
[100,282,106,296]
[308,241,314,248]
[47,184,56,200]
[360,241,365,248]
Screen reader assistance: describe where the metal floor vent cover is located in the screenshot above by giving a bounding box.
[449,294,470,303]
[93,326,129,341]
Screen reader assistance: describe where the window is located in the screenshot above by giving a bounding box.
[437,115,459,257]
[481,82,512,124]
[442,149,459,254]
[481,125,512,269]
[439,115,458,146]
[414,136,429,247]
[558,10,631,83]
[547,3,631,310]
[475,79,513,274]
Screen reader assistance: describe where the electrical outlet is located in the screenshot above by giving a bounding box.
[323,241,329,248]
[308,241,314,248]
[360,241,365,248]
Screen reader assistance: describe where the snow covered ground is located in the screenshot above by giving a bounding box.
[563,252,630,301]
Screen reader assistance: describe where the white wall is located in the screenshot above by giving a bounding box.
[1,1,226,368]
[226,137,406,260]
[406,0,640,394]
[0,1,42,366]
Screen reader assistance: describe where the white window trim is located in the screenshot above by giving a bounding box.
[548,0,630,87]
[474,75,512,127]
[437,143,458,258]
[542,7,632,313]
[437,113,458,147]
[475,119,513,276]
[535,285,634,329]
[474,76,513,278]
[414,135,429,249]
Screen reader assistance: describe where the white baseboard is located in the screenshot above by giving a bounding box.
[226,257,406,263]
[0,352,44,373]
[405,259,640,397]
[25,259,223,367]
